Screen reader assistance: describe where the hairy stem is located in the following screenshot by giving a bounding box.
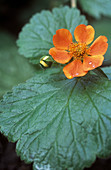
[71,0,77,7]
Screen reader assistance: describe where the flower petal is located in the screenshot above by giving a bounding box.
[53,29,73,50]
[88,36,108,55]
[83,55,104,71]
[49,47,72,64]
[74,24,95,45]
[63,59,88,79]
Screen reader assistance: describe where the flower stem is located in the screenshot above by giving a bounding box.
[71,0,76,7]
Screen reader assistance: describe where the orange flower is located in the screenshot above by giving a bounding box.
[49,24,108,79]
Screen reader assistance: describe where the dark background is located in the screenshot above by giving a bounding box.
[0,0,111,169]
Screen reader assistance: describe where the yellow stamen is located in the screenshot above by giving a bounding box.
[68,42,89,60]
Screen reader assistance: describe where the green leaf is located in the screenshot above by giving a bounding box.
[78,0,111,19]
[89,17,111,66]
[0,32,35,98]
[0,68,111,169]
[17,6,87,64]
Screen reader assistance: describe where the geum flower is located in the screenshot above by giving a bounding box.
[49,24,108,79]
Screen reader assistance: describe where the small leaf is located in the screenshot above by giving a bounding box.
[78,0,111,18]
[0,68,111,169]
[0,32,35,98]
[17,6,87,64]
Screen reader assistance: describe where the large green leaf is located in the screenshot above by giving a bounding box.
[78,0,111,19]
[17,6,87,64]
[0,68,111,170]
[0,32,35,98]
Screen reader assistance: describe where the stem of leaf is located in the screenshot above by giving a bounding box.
[71,0,76,7]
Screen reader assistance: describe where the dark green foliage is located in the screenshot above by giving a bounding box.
[0,32,35,98]
[78,0,111,19]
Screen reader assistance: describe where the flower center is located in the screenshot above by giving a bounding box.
[68,42,89,60]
